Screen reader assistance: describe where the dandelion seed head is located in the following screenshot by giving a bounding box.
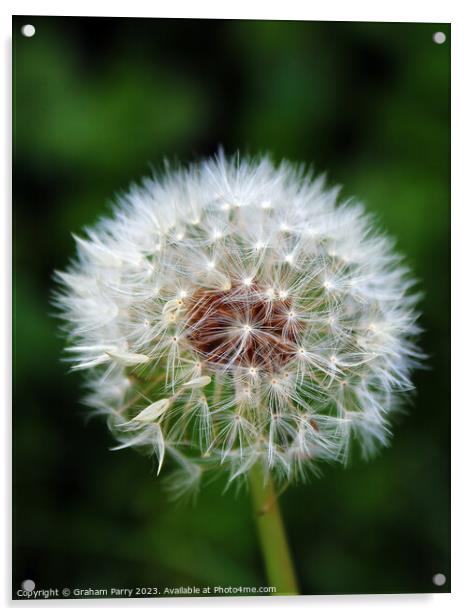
[54,153,423,494]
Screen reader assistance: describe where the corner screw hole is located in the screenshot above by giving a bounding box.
[21,24,36,38]
[433,32,446,45]
[432,573,446,586]
[21,579,35,591]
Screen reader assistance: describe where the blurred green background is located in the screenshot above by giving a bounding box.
[13,16,450,597]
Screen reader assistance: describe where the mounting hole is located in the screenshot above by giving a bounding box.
[433,31,446,45]
[432,573,446,586]
[21,579,35,591]
[21,24,35,38]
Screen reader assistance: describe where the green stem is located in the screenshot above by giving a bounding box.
[248,463,299,595]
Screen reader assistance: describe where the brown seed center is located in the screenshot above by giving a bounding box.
[185,283,301,371]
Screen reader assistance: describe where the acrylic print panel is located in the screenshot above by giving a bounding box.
[12,15,450,599]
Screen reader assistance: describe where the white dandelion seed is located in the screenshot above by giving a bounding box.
[54,153,423,495]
